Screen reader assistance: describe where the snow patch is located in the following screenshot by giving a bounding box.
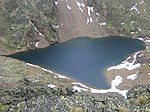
[121,23,125,25]
[35,42,39,47]
[73,86,88,92]
[107,52,141,71]
[138,38,144,41]
[90,17,93,22]
[139,0,144,4]
[67,4,72,10]
[127,74,137,80]
[52,25,59,29]
[130,4,140,14]
[76,1,84,12]
[72,75,128,98]
[111,75,123,89]
[90,75,128,98]
[26,63,70,80]
[86,6,94,24]
[87,6,93,16]
[145,40,150,42]
[138,53,144,57]
[96,12,100,16]
[56,73,70,79]
[48,84,56,88]
[54,0,58,5]
[34,26,43,36]
[34,80,39,82]
[86,18,90,24]
[72,82,89,88]
[138,28,141,32]
[81,3,85,7]
[99,22,106,26]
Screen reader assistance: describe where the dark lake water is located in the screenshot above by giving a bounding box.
[9,36,145,89]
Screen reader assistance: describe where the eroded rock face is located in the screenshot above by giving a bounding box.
[0,0,59,54]
[95,0,150,37]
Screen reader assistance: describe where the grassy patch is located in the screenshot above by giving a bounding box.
[69,106,84,112]
[118,106,128,112]
[135,96,149,106]
[0,104,8,112]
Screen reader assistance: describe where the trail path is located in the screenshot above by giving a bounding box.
[54,0,107,42]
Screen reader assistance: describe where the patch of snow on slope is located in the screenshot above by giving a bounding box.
[99,22,106,26]
[72,75,128,98]
[73,86,88,92]
[26,63,70,79]
[145,40,150,42]
[86,6,94,24]
[107,52,141,71]
[90,75,128,98]
[67,4,72,10]
[127,74,137,80]
[72,82,89,88]
[90,17,93,22]
[52,24,60,29]
[96,12,100,16]
[138,38,144,41]
[54,0,58,5]
[139,0,144,4]
[87,6,93,16]
[130,3,140,14]
[35,42,39,48]
[76,0,84,12]
[55,73,70,79]
[48,84,56,88]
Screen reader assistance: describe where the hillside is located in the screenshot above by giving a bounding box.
[0,0,150,112]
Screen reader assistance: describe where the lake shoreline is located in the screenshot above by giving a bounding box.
[104,36,150,90]
[0,35,137,56]
[7,37,147,95]
[1,36,149,96]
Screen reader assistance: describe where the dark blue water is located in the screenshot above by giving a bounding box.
[9,36,145,89]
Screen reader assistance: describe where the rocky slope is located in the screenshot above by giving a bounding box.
[0,56,149,112]
[0,0,150,111]
[95,0,150,37]
[0,0,150,54]
[0,0,59,55]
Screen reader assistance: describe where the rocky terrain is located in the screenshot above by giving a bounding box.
[0,56,150,112]
[95,0,150,37]
[0,0,150,111]
[0,0,59,55]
